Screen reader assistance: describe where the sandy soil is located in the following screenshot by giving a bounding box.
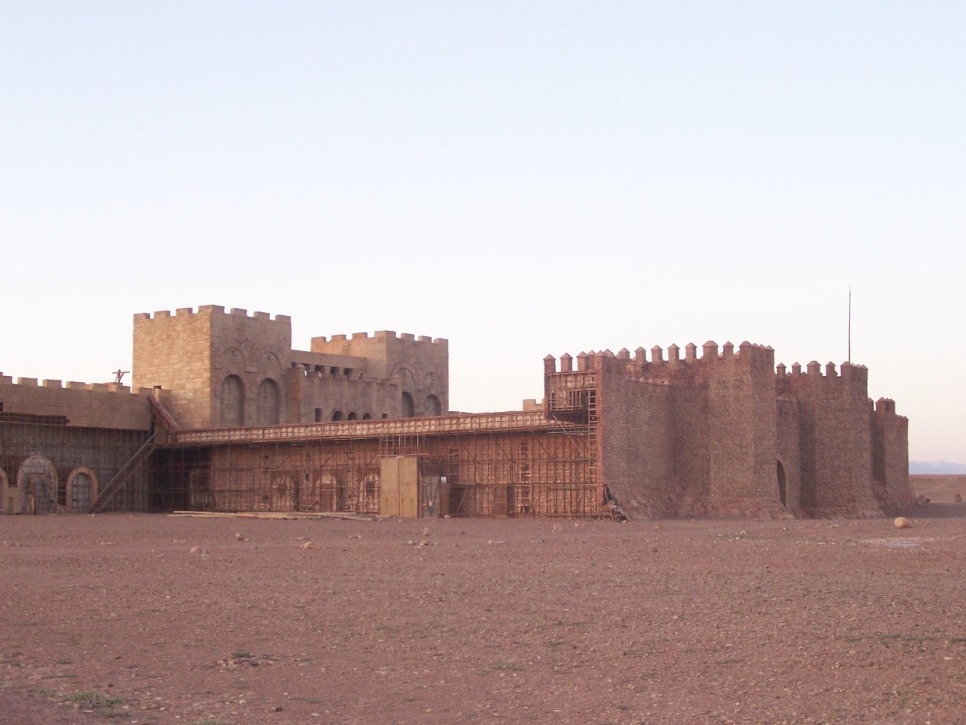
[1,506,964,724]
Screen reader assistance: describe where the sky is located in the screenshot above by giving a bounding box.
[2,2,964,462]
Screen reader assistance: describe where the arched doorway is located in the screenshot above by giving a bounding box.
[425,394,442,416]
[67,468,98,513]
[777,460,787,508]
[17,455,58,514]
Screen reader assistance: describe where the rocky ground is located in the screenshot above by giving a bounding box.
[0,505,964,724]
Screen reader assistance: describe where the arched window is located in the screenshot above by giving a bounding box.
[347,412,358,421]
[221,375,245,427]
[362,413,372,420]
[401,392,415,418]
[17,455,58,514]
[332,410,344,421]
[425,394,442,416]
[257,378,280,425]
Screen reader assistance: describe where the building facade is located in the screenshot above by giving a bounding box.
[0,306,912,518]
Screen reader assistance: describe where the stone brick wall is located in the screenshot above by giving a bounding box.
[311,331,449,417]
[133,307,220,429]
[0,377,151,430]
[135,309,448,430]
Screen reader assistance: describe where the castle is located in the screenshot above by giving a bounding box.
[0,305,912,518]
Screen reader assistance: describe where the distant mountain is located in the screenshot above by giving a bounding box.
[909,461,966,474]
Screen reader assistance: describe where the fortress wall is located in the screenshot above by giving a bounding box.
[594,356,675,518]
[133,307,216,428]
[134,306,293,429]
[778,362,881,517]
[0,377,151,430]
[776,397,803,516]
[872,398,913,512]
[209,308,293,427]
[703,342,784,516]
[311,331,449,414]
[671,386,710,514]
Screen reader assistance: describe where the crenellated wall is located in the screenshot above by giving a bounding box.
[776,361,882,517]
[0,376,153,513]
[544,342,910,519]
[871,398,912,512]
[134,306,293,429]
[311,330,449,417]
[0,376,152,430]
[133,308,448,430]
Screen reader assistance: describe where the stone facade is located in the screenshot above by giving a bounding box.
[133,306,448,430]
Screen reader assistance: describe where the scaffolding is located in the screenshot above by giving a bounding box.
[0,413,151,513]
[152,410,603,517]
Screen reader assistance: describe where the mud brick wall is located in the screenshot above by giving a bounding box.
[872,398,912,512]
[704,343,781,515]
[778,362,881,517]
[776,397,803,516]
[595,355,675,517]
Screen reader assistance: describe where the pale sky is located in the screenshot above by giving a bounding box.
[2,2,964,462]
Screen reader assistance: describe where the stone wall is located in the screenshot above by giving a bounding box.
[134,308,447,430]
[0,376,151,430]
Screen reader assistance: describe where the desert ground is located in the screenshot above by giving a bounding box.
[1,504,964,725]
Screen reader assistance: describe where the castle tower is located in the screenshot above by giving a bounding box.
[133,306,293,429]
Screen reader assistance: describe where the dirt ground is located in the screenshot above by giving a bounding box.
[1,506,964,725]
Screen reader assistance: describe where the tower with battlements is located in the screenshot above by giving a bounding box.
[133,306,448,430]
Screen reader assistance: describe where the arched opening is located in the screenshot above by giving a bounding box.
[220,375,245,427]
[425,394,442,416]
[256,378,280,425]
[347,412,358,421]
[401,391,415,418]
[777,460,787,508]
[17,455,58,514]
[362,412,372,420]
[66,468,98,513]
[332,410,344,421]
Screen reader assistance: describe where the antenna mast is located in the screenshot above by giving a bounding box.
[847,286,852,364]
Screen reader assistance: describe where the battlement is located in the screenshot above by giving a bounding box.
[312,331,448,346]
[0,374,152,395]
[544,340,775,374]
[775,360,869,384]
[875,397,898,415]
[134,305,292,324]
[0,374,153,430]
